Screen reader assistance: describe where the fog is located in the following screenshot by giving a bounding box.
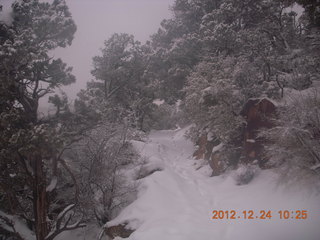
[53,0,174,101]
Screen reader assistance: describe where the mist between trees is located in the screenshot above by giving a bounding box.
[0,0,319,239]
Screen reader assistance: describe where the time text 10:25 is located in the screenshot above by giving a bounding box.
[212,210,308,220]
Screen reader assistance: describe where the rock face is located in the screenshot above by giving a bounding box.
[193,133,208,160]
[105,224,134,239]
[193,98,277,175]
[239,98,276,167]
[193,133,224,175]
[210,150,224,176]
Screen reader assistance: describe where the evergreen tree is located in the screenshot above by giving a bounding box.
[0,1,96,239]
[83,33,154,130]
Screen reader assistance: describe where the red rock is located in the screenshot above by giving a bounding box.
[193,133,208,160]
[240,98,276,167]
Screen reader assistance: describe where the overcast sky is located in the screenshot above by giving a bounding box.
[53,0,174,100]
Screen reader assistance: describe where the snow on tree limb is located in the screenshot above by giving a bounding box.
[45,204,86,240]
[46,176,58,192]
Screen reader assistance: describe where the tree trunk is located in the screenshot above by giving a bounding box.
[32,153,48,240]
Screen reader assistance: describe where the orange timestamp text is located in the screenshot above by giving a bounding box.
[212,210,308,220]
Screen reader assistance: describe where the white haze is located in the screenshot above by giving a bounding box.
[1,0,174,110]
[0,0,14,24]
[53,0,174,101]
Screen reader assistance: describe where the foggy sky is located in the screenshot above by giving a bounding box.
[54,0,174,101]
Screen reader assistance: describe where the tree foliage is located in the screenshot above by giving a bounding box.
[0,1,99,239]
[143,0,320,183]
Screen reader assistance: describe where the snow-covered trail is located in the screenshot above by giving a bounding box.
[111,127,320,240]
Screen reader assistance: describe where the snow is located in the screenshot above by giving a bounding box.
[284,3,304,18]
[1,126,315,240]
[46,176,58,192]
[212,142,223,153]
[276,85,320,107]
[0,210,36,240]
[153,99,165,106]
[207,131,214,141]
[106,126,320,240]
[56,204,75,221]
[247,97,279,107]
[311,163,320,171]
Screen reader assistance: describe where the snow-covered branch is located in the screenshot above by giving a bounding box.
[45,204,86,240]
[0,214,24,240]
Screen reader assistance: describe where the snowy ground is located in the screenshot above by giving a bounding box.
[107,126,320,240]
[10,126,319,240]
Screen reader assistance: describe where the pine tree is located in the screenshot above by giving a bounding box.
[84,33,153,130]
[0,1,96,239]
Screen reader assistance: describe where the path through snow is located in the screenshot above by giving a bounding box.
[109,127,320,240]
